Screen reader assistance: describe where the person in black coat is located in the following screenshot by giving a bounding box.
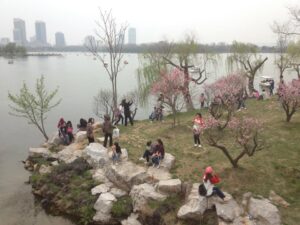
[122,99,134,126]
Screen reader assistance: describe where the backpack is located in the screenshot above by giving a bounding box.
[198,183,207,196]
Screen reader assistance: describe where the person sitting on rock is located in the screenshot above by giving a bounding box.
[77,118,87,131]
[86,118,95,144]
[203,166,230,202]
[66,121,74,143]
[112,142,122,165]
[57,118,69,145]
[102,114,114,147]
[151,139,165,168]
[139,141,155,163]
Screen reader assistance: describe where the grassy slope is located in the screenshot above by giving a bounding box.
[117,98,300,225]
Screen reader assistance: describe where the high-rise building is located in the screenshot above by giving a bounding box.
[55,32,66,47]
[35,21,47,45]
[128,28,136,45]
[13,18,27,45]
[0,38,10,46]
[84,35,96,48]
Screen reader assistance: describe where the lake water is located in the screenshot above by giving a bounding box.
[0,53,297,225]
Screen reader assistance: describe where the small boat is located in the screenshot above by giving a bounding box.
[8,59,14,64]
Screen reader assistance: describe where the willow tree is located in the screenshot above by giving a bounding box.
[287,40,300,79]
[87,9,128,110]
[137,35,218,110]
[8,75,61,141]
[227,41,268,94]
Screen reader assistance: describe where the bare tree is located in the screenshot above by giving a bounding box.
[87,9,128,110]
[93,89,114,119]
[227,41,268,94]
[287,40,300,79]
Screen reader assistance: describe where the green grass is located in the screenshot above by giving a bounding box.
[119,98,300,225]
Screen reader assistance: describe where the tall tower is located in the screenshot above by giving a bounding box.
[13,18,27,45]
[128,28,136,45]
[55,32,66,47]
[35,21,47,45]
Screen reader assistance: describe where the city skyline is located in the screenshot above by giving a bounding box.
[0,0,299,46]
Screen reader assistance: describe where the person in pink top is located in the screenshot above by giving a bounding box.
[193,113,204,147]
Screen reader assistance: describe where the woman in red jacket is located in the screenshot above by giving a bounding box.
[203,166,229,201]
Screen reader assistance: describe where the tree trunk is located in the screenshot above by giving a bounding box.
[172,105,177,127]
[248,76,255,94]
[183,68,194,111]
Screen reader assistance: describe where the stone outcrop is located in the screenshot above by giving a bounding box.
[121,213,142,225]
[75,131,87,143]
[160,153,175,170]
[110,187,127,198]
[83,143,110,168]
[146,167,172,182]
[248,197,281,225]
[29,147,52,158]
[91,184,111,195]
[157,179,182,194]
[214,194,243,222]
[105,162,150,192]
[47,131,62,146]
[130,183,167,212]
[57,144,83,163]
[93,192,117,223]
[39,164,52,174]
[269,190,290,208]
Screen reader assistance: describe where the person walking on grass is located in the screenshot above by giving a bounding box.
[102,114,114,147]
[202,166,230,202]
[87,118,95,144]
[193,113,204,147]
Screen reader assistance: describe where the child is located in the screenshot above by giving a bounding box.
[193,124,201,147]
[202,166,230,202]
[199,93,206,108]
[112,142,122,165]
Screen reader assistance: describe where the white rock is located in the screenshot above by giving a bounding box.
[93,192,117,223]
[269,190,290,207]
[177,183,213,220]
[39,164,52,174]
[92,168,110,183]
[130,183,167,212]
[83,143,110,168]
[121,148,128,161]
[121,213,142,225]
[105,161,150,192]
[215,193,243,222]
[75,131,87,143]
[157,179,182,194]
[160,153,175,170]
[98,137,105,142]
[47,131,62,146]
[91,184,111,195]
[57,143,83,163]
[29,147,52,158]
[51,161,59,166]
[110,187,127,198]
[248,197,281,225]
[147,167,172,181]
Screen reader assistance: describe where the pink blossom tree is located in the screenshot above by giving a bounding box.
[151,69,185,126]
[204,74,246,129]
[278,80,300,122]
[204,117,264,168]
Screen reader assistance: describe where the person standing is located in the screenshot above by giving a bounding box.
[114,103,124,125]
[102,114,114,147]
[122,99,134,126]
[86,118,95,144]
[193,113,204,148]
[270,79,275,95]
[66,121,74,143]
[57,118,69,145]
[199,93,206,109]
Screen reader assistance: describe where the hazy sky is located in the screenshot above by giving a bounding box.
[0,0,298,45]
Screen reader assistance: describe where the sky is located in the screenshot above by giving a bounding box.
[0,0,299,45]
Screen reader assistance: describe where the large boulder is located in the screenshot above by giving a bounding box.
[157,179,182,194]
[177,183,214,220]
[92,168,111,183]
[29,147,52,158]
[147,167,172,182]
[105,162,150,192]
[218,216,256,225]
[93,192,117,223]
[130,183,167,212]
[91,184,111,195]
[121,213,142,225]
[214,193,243,222]
[83,143,110,168]
[248,197,281,225]
[160,153,175,170]
[47,131,62,146]
[269,190,290,208]
[75,131,87,143]
[110,187,127,198]
[57,144,83,163]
